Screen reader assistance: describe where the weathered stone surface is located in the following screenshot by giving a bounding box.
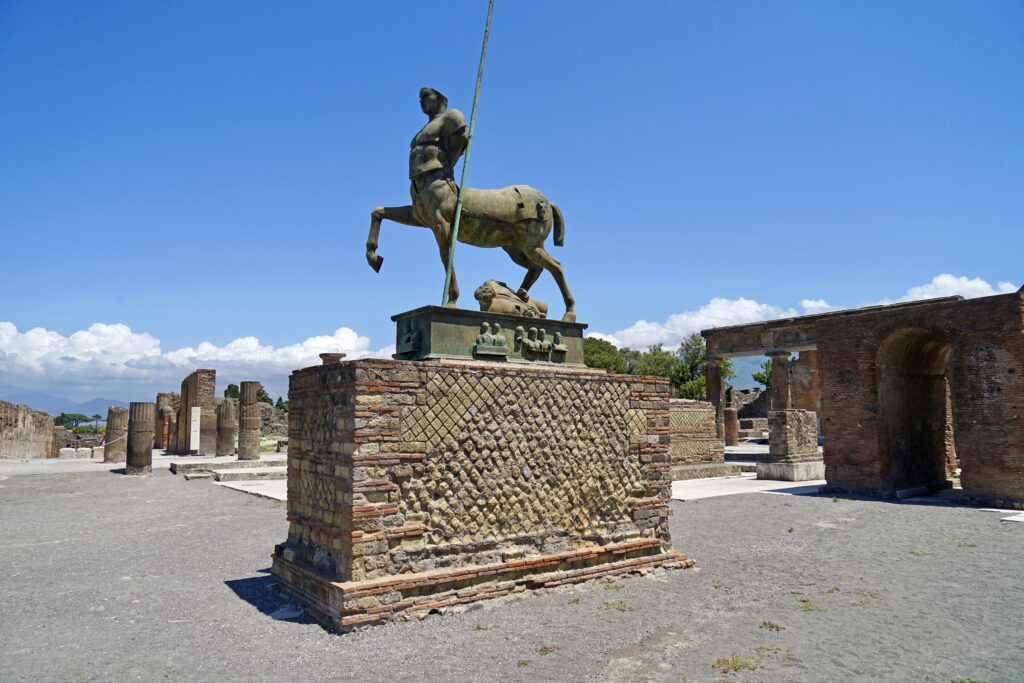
[126,402,155,475]
[174,370,215,455]
[723,408,739,447]
[818,290,1024,503]
[103,406,128,463]
[155,392,180,450]
[272,358,689,630]
[216,399,238,457]
[669,399,724,466]
[757,409,822,482]
[0,400,53,459]
[58,447,76,459]
[238,381,261,461]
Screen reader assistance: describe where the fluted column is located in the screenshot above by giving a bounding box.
[126,402,155,475]
[103,406,129,463]
[217,400,238,457]
[238,381,261,461]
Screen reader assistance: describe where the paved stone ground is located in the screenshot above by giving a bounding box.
[1,469,1021,682]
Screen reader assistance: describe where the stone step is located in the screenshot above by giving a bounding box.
[182,472,214,481]
[670,463,743,481]
[170,458,286,475]
[213,466,287,482]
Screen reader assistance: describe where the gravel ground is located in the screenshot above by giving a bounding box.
[0,469,1021,682]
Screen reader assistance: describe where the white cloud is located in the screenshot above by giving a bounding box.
[0,322,392,403]
[590,274,1018,351]
[592,298,799,349]
[884,273,1017,303]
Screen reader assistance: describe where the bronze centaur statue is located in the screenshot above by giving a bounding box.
[365,87,576,322]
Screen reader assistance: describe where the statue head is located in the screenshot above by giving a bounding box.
[480,322,489,335]
[419,87,448,116]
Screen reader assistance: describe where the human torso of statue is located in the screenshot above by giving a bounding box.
[409,109,468,180]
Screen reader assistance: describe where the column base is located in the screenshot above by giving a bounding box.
[756,460,824,481]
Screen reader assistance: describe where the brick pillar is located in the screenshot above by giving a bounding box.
[126,402,155,475]
[766,350,793,411]
[238,381,261,461]
[757,409,823,481]
[217,400,238,457]
[705,356,724,439]
[723,407,740,447]
[103,406,128,463]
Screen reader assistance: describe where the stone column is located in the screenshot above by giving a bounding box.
[756,409,824,481]
[723,407,740,447]
[766,350,793,411]
[126,402,155,475]
[216,400,238,457]
[705,356,725,439]
[238,381,261,461]
[103,406,129,463]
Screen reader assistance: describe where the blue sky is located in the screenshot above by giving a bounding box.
[1,1,1021,401]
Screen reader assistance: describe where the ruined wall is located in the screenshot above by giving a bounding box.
[155,392,180,449]
[817,291,1024,503]
[668,399,724,465]
[790,350,821,413]
[174,370,216,454]
[274,359,687,629]
[0,400,54,459]
[735,389,767,419]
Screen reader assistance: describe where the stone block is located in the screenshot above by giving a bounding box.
[756,461,825,482]
[58,447,76,459]
[75,448,93,459]
[92,447,104,459]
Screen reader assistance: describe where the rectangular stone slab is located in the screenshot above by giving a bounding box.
[391,306,587,366]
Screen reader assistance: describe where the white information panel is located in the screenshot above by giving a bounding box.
[189,406,201,452]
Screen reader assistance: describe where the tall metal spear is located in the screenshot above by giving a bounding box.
[441,0,495,306]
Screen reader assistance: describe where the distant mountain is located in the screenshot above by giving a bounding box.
[0,392,127,416]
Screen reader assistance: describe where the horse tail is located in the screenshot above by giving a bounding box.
[552,202,565,247]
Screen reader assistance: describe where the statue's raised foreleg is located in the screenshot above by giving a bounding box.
[366,205,425,272]
[527,246,576,322]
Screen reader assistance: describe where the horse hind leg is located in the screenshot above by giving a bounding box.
[502,246,542,299]
[527,246,576,322]
[431,218,459,307]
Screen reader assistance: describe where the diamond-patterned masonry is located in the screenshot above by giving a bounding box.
[272,358,692,631]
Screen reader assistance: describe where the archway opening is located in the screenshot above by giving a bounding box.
[877,329,956,491]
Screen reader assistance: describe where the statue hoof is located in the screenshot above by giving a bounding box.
[562,312,576,323]
[516,288,530,302]
[367,253,383,272]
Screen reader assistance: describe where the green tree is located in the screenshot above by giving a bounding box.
[630,345,679,379]
[91,413,102,429]
[752,359,772,388]
[275,396,288,411]
[256,384,273,405]
[55,413,90,428]
[224,383,240,399]
[582,337,626,373]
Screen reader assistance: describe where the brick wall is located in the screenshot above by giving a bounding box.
[669,399,725,464]
[817,291,1024,502]
[173,370,216,454]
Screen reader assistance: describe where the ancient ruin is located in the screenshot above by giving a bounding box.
[668,399,735,479]
[216,399,238,457]
[703,289,1024,504]
[237,381,261,461]
[758,409,824,481]
[126,402,155,475]
[155,392,180,450]
[0,400,53,459]
[172,369,216,455]
[103,406,129,463]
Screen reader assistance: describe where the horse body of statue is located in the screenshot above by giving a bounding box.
[365,87,575,322]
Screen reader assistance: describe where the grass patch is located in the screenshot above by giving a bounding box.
[516,660,530,668]
[760,621,783,632]
[603,600,633,613]
[604,583,623,591]
[567,597,580,605]
[474,624,492,631]
[711,578,723,589]
[800,601,826,613]
[955,541,977,548]
[909,550,932,557]
[712,653,763,674]
[951,679,985,683]
[826,586,841,594]
[536,645,557,656]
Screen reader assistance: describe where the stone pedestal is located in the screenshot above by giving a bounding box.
[103,406,128,463]
[756,409,824,481]
[126,402,155,475]
[216,400,238,456]
[272,357,692,631]
[238,382,261,461]
[723,408,740,447]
